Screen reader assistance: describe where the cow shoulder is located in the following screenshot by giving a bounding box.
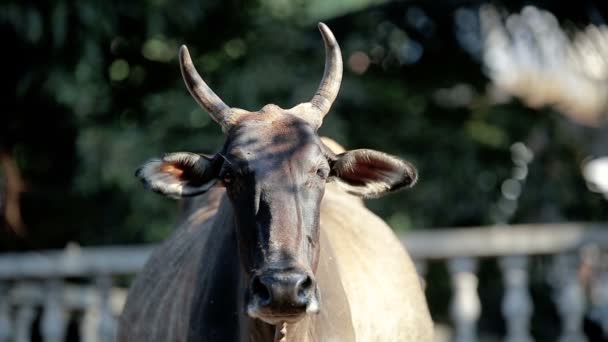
[320,187,434,341]
[119,188,242,342]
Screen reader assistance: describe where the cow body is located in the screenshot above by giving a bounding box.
[119,168,432,341]
[119,23,433,341]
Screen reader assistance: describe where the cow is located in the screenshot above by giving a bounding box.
[118,23,433,342]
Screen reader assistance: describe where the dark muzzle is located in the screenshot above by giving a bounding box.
[247,268,319,323]
[251,270,314,309]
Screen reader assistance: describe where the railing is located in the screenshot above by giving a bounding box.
[0,244,152,342]
[0,222,607,341]
[404,223,608,342]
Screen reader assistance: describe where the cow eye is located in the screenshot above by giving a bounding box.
[222,171,234,184]
[316,167,329,180]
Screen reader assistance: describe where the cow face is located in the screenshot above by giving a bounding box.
[136,24,417,325]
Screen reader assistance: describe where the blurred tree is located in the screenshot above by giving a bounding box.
[1,0,606,250]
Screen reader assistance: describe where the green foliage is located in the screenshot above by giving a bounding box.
[2,0,606,251]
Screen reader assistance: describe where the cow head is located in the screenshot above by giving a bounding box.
[136,23,417,325]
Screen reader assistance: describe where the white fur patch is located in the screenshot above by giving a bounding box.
[136,152,217,198]
[333,179,392,198]
[331,149,417,198]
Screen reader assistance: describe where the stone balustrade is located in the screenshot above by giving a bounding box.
[0,222,607,341]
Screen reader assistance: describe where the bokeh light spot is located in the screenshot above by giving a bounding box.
[224,39,247,59]
[348,51,371,74]
[142,38,175,62]
[501,179,522,200]
[109,59,130,82]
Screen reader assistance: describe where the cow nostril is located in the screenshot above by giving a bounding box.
[251,276,271,306]
[251,272,315,309]
[296,275,314,301]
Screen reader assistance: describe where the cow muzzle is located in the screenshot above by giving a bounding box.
[247,269,320,324]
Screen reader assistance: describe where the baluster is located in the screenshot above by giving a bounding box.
[550,253,587,342]
[14,303,35,342]
[97,275,116,342]
[41,279,67,342]
[448,257,480,342]
[0,281,11,342]
[80,280,100,342]
[590,253,608,335]
[81,287,100,342]
[500,255,533,342]
[583,246,608,336]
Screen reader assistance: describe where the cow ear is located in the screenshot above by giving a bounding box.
[330,149,418,198]
[135,152,219,198]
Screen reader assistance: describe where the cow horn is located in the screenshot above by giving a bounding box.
[288,23,343,129]
[179,45,239,133]
[312,23,343,115]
